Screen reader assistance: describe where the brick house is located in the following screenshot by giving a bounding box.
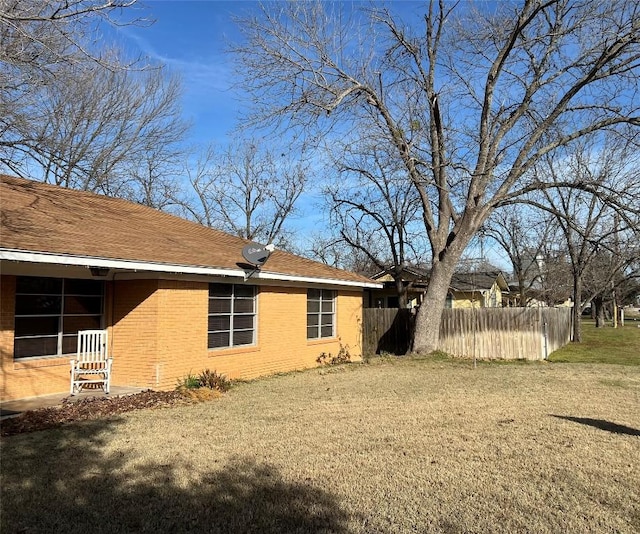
[0,176,380,401]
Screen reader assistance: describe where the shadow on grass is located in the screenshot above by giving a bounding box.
[1,418,351,533]
[551,415,640,436]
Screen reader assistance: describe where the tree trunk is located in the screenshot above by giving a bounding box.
[396,278,408,309]
[412,260,455,354]
[593,295,606,327]
[572,275,583,343]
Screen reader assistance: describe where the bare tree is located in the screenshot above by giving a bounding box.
[308,234,380,275]
[325,139,429,307]
[1,61,189,202]
[531,136,640,340]
[234,0,640,353]
[1,0,148,152]
[0,0,146,74]
[483,205,557,306]
[183,142,308,247]
[0,0,190,207]
[535,246,574,307]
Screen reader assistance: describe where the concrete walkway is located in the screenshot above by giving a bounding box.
[1,386,144,419]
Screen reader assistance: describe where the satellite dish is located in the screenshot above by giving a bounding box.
[241,242,275,268]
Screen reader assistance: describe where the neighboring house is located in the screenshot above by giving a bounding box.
[0,176,381,401]
[367,267,509,309]
[504,285,547,308]
[447,271,510,308]
[367,266,429,309]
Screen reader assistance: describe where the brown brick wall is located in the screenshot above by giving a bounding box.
[153,280,208,390]
[1,275,364,401]
[110,279,160,388]
[201,287,363,382]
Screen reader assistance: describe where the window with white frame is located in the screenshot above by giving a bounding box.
[208,284,256,349]
[307,289,335,339]
[14,277,104,358]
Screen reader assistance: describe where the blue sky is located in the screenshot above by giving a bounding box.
[118,1,250,146]
[116,1,433,148]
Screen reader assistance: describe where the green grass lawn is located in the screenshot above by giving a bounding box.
[549,319,640,365]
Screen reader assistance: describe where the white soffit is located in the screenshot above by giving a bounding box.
[0,249,382,289]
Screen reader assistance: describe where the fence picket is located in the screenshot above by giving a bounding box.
[363,307,572,360]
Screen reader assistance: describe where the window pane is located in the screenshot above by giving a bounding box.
[322,290,334,300]
[15,316,59,337]
[208,332,230,348]
[63,315,101,334]
[64,295,102,315]
[208,315,230,332]
[233,330,254,346]
[321,325,333,338]
[321,301,333,313]
[15,295,62,316]
[308,288,321,300]
[209,284,232,297]
[234,315,254,330]
[14,337,58,358]
[307,300,320,313]
[321,313,333,326]
[62,335,78,355]
[16,277,62,295]
[234,285,255,298]
[209,299,231,314]
[307,313,319,326]
[65,279,103,295]
[234,299,254,314]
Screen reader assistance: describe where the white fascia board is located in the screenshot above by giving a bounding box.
[0,249,383,289]
[0,249,244,278]
[254,270,383,289]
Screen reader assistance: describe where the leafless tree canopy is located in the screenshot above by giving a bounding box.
[234,0,640,352]
[1,0,190,206]
[182,142,308,248]
[483,205,557,304]
[0,0,147,76]
[323,136,430,304]
[2,59,188,199]
[530,136,640,339]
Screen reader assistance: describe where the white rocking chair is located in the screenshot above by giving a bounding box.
[70,329,112,395]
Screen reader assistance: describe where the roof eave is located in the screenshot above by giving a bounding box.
[0,248,381,289]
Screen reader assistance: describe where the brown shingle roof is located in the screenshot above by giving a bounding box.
[0,175,377,287]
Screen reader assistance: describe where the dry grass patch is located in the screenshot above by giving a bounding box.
[2,358,639,533]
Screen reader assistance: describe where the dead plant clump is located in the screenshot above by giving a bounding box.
[0,390,199,437]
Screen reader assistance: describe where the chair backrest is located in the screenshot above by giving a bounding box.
[77,329,108,363]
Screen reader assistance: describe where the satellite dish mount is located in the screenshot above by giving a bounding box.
[241,242,275,279]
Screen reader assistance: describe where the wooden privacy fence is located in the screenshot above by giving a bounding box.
[362,308,414,356]
[363,307,572,360]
